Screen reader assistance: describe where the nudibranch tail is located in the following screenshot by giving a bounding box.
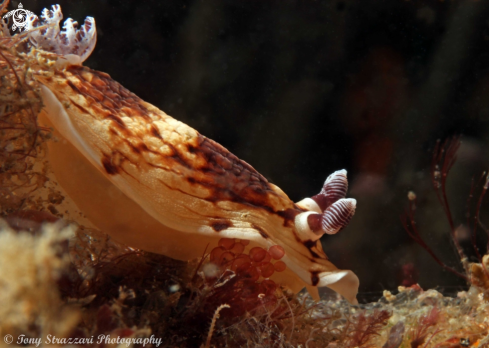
[317,270,359,304]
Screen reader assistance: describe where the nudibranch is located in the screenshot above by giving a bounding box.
[19,6,359,303]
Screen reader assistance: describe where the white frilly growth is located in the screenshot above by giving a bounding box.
[25,5,96,63]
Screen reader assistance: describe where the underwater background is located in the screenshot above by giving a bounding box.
[13,0,489,302]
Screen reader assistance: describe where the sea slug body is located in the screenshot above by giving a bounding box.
[16,5,360,303]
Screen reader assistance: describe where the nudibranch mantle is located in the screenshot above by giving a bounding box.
[22,5,360,303]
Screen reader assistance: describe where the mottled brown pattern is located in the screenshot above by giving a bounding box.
[106,114,127,130]
[186,136,276,208]
[70,100,90,114]
[310,271,320,286]
[303,240,320,259]
[251,223,269,239]
[102,153,119,175]
[62,65,289,214]
[211,220,233,232]
[67,66,152,119]
[277,208,300,227]
[150,125,162,139]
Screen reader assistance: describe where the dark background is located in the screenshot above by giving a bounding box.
[8,0,489,301]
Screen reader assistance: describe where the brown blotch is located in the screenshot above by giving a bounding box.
[252,223,268,239]
[137,143,150,152]
[165,143,193,169]
[303,240,317,249]
[70,100,89,114]
[311,271,320,286]
[128,142,141,154]
[106,114,127,130]
[66,80,82,94]
[150,125,162,139]
[102,154,119,175]
[303,240,320,258]
[211,220,232,232]
[277,208,300,227]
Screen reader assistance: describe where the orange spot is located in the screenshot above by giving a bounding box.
[238,239,250,246]
[209,246,226,262]
[268,245,285,260]
[218,238,235,250]
[218,251,234,266]
[260,262,275,278]
[230,254,251,271]
[250,247,267,262]
[229,242,244,255]
[274,261,286,272]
